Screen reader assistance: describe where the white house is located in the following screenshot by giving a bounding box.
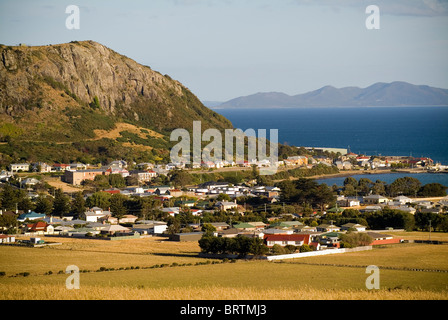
[10,163,30,172]
[85,207,111,222]
[264,234,310,247]
[0,234,15,243]
[132,221,168,235]
[340,223,367,232]
[364,195,389,205]
[393,196,413,205]
[20,178,40,187]
[32,162,52,173]
[215,201,238,211]
[337,196,360,207]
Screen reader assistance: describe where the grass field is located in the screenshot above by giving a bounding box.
[1,234,448,300]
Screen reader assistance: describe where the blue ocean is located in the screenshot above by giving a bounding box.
[215,106,448,186]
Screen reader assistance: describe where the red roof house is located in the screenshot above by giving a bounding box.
[25,221,50,232]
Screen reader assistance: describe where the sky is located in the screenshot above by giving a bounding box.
[1,0,448,102]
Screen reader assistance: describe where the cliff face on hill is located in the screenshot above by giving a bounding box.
[0,41,232,164]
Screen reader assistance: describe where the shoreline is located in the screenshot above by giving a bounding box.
[309,168,432,180]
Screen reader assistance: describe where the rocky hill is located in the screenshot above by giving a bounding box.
[0,41,232,165]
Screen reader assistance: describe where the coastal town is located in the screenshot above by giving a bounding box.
[1,149,447,257]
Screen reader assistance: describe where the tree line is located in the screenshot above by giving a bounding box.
[341,176,447,197]
[198,233,268,257]
[321,208,448,232]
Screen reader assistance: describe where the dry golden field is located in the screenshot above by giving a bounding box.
[1,233,448,300]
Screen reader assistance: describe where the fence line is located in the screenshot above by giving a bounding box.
[265,246,373,261]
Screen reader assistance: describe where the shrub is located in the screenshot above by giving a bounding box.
[271,244,286,255]
[299,244,312,253]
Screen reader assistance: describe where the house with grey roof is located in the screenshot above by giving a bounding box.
[363,194,389,205]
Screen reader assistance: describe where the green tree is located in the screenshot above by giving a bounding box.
[137,196,161,220]
[170,170,193,188]
[0,213,18,233]
[86,191,111,210]
[198,233,214,253]
[343,177,358,188]
[340,232,373,248]
[365,208,415,231]
[0,184,22,211]
[201,223,217,234]
[216,193,231,202]
[93,174,111,190]
[71,192,86,218]
[52,188,70,217]
[311,183,336,212]
[109,193,128,219]
[248,237,269,256]
[343,184,357,196]
[418,183,447,197]
[34,195,53,215]
[278,180,298,203]
[371,180,387,195]
[166,218,180,235]
[18,195,35,213]
[414,211,440,231]
[438,215,448,232]
[358,178,373,196]
[109,174,126,188]
[388,177,421,197]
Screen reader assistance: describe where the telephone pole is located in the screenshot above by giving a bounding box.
[429,220,432,242]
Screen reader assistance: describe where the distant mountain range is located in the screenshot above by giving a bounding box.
[213,82,448,108]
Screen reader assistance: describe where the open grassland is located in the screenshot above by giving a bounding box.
[386,230,448,241]
[1,234,448,300]
[1,283,447,300]
[290,243,448,271]
[0,236,205,275]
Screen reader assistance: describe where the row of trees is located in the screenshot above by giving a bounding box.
[198,233,268,257]
[341,176,447,197]
[321,208,448,232]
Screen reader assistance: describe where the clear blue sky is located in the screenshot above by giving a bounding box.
[1,0,447,101]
